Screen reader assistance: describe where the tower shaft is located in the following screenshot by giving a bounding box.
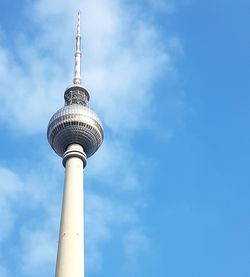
[55,144,86,277]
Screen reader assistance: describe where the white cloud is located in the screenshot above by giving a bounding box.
[147,0,191,14]
[0,0,184,274]
[85,193,142,272]
[85,194,115,271]
[0,0,172,135]
[123,229,150,267]
[19,228,57,276]
[88,138,141,190]
[0,165,60,275]
[0,168,23,242]
[0,265,10,277]
[148,0,177,13]
[0,162,146,274]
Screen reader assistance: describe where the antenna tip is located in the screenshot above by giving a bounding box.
[76,10,81,36]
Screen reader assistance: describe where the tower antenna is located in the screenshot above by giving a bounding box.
[73,11,81,85]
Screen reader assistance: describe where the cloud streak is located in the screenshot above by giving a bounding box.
[0,0,184,275]
[0,0,172,135]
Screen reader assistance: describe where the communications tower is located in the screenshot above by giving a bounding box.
[47,11,104,277]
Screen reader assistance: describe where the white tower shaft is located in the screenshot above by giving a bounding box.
[55,144,86,277]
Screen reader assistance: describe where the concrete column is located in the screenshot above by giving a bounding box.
[55,144,87,277]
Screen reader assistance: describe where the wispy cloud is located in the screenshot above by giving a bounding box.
[0,163,145,275]
[0,265,10,277]
[85,193,143,272]
[0,164,59,274]
[147,0,191,14]
[19,228,57,276]
[0,0,174,135]
[123,229,150,269]
[0,168,23,242]
[0,0,184,274]
[88,138,142,190]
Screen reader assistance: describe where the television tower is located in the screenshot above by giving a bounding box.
[47,11,104,277]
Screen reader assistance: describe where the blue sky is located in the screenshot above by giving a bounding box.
[0,0,249,276]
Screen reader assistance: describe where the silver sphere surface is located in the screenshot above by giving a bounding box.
[47,103,104,158]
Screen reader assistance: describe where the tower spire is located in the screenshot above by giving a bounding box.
[73,11,81,85]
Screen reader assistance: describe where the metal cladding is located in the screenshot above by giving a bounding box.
[47,11,104,158]
[47,102,103,158]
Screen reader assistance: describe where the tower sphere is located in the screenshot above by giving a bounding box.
[47,84,104,158]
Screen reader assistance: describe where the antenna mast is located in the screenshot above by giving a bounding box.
[73,11,81,85]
